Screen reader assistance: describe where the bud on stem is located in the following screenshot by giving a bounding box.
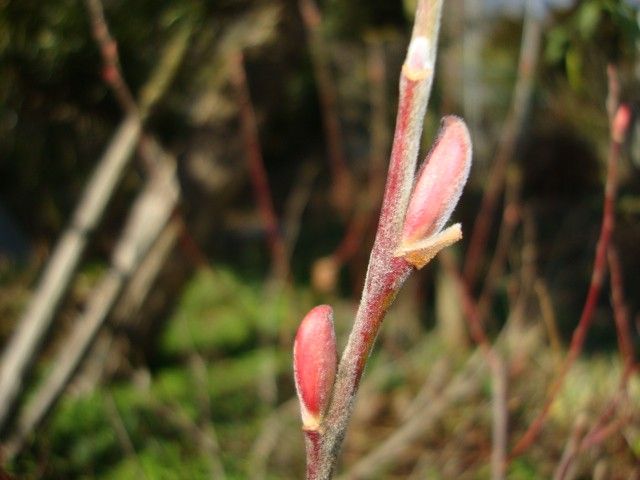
[396,116,472,269]
[293,305,337,430]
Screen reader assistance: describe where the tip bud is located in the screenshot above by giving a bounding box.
[403,36,433,81]
[293,305,337,430]
[401,116,472,245]
[613,104,632,144]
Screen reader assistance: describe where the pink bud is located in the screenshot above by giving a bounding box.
[401,116,472,244]
[613,104,631,143]
[293,305,337,429]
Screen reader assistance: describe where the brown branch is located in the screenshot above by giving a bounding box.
[104,392,150,480]
[475,180,521,325]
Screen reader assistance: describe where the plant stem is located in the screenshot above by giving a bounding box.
[311,1,443,477]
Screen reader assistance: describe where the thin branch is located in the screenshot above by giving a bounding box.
[228,50,289,280]
[104,392,150,480]
[440,251,507,480]
[553,415,587,480]
[312,37,390,294]
[338,350,485,480]
[607,245,636,368]
[248,398,299,480]
[463,1,541,285]
[534,279,563,361]
[475,178,521,325]
[85,0,138,115]
[298,0,352,216]
[509,101,630,460]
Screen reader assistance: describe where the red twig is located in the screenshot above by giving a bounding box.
[229,51,289,279]
[308,3,446,476]
[298,0,352,216]
[509,103,631,460]
[85,0,138,115]
[607,245,636,369]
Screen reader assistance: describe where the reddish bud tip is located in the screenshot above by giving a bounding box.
[401,116,472,244]
[293,305,337,429]
[613,104,632,143]
[403,36,432,81]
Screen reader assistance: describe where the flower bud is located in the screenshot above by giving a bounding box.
[401,116,472,244]
[293,305,337,430]
[612,103,631,144]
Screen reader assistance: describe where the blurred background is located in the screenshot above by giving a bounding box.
[1,0,639,478]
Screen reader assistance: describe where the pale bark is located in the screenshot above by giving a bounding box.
[3,159,178,458]
[0,116,141,432]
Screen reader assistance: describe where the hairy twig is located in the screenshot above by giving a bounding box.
[314,3,445,477]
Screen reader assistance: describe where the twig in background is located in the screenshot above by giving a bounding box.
[569,244,638,461]
[607,245,636,369]
[534,279,563,361]
[188,354,227,480]
[337,350,485,480]
[148,398,230,478]
[475,175,521,325]
[298,0,352,216]
[85,0,193,121]
[440,251,507,480]
[104,392,150,480]
[0,0,191,435]
[229,50,289,281]
[2,160,179,460]
[248,398,299,480]
[0,115,141,435]
[463,0,542,286]
[509,103,632,460]
[311,37,390,295]
[230,49,319,410]
[553,414,587,480]
[85,0,138,115]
